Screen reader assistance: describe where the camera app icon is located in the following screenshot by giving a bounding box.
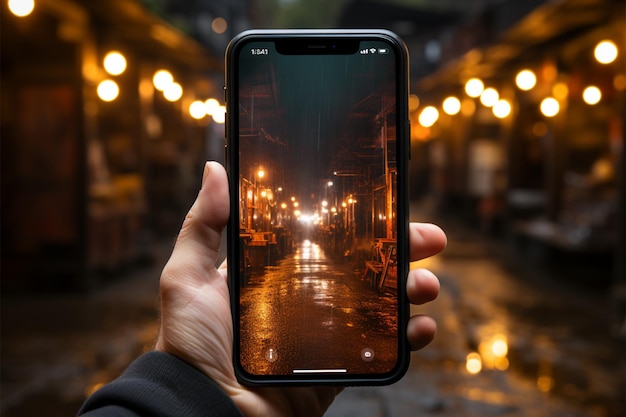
[360,347,375,362]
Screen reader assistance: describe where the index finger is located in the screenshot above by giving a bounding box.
[409,223,447,261]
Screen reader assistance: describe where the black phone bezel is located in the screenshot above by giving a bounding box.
[225,29,411,386]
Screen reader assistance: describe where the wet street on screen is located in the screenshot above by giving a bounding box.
[239,238,398,376]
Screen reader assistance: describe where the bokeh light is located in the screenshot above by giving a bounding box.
[442,96,461,115]
[582,86,602,105]
[540,97,560,117]
[480,87,499,107]
[153,69,173,92]
[418,106,439,127]
[594,40,618,64]
[515,69,537,91]
[103,51,127,76]
[465,78,484,98]
[97,79,119,102]
[8,0,34,17]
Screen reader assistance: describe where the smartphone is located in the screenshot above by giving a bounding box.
[225,29,410,385]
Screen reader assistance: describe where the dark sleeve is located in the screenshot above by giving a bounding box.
[78,351,243,417]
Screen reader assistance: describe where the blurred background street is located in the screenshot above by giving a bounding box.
[1,0,624,416]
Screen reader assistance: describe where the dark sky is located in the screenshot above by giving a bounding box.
[238,41,396,203]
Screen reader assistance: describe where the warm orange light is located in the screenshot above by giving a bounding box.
[465,78,484,98]
[103,51,127,76]
[8,0,34,17]
[460,98,476,117]
[480,88,499,107]
[418,106,439,127]
[466,352,482,375]
[408,94,420,112]
[552,82,569,101]
[515,69,537,91]
[97,79,119,102]
[189,100,207,119]
[163,82,183,102]
[594,40,618,64]
[153,69,173,92]
[582,86,601,105]
[212,105,226,124]
[492,99,511,119]
[205,98,220,115]
[540,97,560,117]
[442,96,461,115]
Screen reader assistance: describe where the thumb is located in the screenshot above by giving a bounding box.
[165,161,230,285]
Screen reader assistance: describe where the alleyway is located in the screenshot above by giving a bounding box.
[240,239,398,376]
[1,206,624,417]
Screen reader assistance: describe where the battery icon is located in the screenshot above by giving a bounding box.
[378,48,389,54]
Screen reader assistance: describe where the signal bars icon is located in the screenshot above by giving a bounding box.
[359,48,389,55]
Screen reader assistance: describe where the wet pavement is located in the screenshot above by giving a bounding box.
[1,205,624,417]
[240,239,398,376]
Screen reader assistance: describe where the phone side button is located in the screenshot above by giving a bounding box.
[407,120,411,160]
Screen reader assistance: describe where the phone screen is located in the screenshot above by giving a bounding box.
[227,31,409,384]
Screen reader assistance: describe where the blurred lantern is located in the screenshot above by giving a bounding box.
[8,0,34,17]
[408,94,420,112]
[205,98,220,115]
[189,100,207,119]
[479,87,499,107]
[442,96,461,115]
[153,69,174,92]
[594,40,618,64]
[212,105,226,124]
[163,82,183,102]
[465,78,484,98]
[103,51,127,76]
[418,106,439,127]
[97,79,119,102]
[492,99,512,119]
[540,97,560,117]
[515,69,537,91]
[582,85,602,105]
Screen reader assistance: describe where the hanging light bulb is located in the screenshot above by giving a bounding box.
[97,79,119,102]
[153,69,174,92]
[465,78,484,98]
[582,86,602,105]
[594,40,618,64]
[515,69,537,91]
[442,96,461,115]
[418,106,439,127]
[540,97,560,117]
[480,88,499,107]
[103,51,127,76]
[492,99,512,119]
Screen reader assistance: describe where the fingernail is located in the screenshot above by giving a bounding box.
[201,162,210,188]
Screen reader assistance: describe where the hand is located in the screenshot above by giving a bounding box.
[156,161,447,417]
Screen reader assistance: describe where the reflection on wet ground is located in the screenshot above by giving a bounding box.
[387,213,625,417]
[239,239,398,376]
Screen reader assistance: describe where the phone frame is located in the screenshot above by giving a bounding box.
[225,29,411,386]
